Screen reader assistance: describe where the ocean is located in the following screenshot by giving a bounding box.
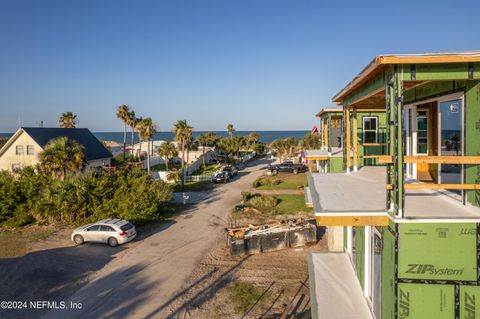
[0,130,309,144]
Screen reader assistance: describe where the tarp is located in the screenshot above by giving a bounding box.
[308,252,373,319]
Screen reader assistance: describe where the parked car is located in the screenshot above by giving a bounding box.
[222,165,238,178]
[71,219,137,247]
[213,172,230,184]
[268,161,306,175]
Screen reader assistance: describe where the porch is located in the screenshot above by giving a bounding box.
[308,166,480,224]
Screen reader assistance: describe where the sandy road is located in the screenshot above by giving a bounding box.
[40,159,270,319]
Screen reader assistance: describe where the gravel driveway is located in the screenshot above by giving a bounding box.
[22,158,269,319]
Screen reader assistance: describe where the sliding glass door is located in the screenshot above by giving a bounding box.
[439,99,463,189]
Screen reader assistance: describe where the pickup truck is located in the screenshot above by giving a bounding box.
[268,161,306,175]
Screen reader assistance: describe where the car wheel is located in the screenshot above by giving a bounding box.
[73,235,84,245]
[108,237,118,247]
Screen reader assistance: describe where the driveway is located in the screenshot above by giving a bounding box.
[31,158,270,319]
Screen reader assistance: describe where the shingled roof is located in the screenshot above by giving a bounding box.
[21,127,112,161]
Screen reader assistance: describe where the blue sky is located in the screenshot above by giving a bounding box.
[1,0,479,132]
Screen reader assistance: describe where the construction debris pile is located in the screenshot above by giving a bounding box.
[226,218,317,256]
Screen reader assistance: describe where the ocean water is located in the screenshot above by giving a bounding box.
[0,130,309,144]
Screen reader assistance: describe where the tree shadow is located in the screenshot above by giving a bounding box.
[144,255,251,319]
[0,244,125,319]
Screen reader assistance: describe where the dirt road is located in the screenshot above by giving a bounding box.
[36,159,270,319]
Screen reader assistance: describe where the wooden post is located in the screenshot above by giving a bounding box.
[345,107,351,173]
[353,108,358,171]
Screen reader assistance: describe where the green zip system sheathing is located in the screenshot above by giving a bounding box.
[465,81,480,208]
[328,156,343,173]
[355,226,365,289]
[398,223,477,282]
[356,111,387,166]
[347,223,480,319]
[397,283,455,318]
[382,226,396,319]
[459,285,480,318]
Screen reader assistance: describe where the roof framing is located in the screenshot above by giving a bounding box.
[333,51,480,105]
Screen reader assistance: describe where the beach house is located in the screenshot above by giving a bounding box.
[0,127,112,172]
[305,106,387,172]
[307,51,480,318]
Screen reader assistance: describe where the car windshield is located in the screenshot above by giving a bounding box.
[120,223,134,231]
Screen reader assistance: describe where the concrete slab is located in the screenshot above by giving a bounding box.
[308,253,373,319]
[309,166,480,218]
[310,166,386,213]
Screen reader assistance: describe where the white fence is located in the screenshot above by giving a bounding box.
[152,151,256,183]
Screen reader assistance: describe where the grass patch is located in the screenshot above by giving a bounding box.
[173,180,213,192]
[191,164,221,176]
[227,280,269,314]
[0,226,57,259]
[255,173,307,190]
[275,194,313,214]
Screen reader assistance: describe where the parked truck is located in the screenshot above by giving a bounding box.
[268,161,306,175]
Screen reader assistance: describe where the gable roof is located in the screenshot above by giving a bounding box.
[20,127,112,161]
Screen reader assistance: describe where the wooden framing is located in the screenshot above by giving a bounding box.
[352,108,358,169]
[305,156,329,161]
[379,156,480,165]
[345,107,351,171]
[315,215,389,226]
[386,184,480,190]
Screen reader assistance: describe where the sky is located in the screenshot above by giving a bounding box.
[1,0,479,132]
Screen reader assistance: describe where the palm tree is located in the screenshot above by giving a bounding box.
[172,120,194,189]
[196,132,220,168]
[247,131,260,151]
[58,112,78,128]
[299,132,321,150]
[38,136,86,180]
[138,118,157,174]
[227,124,235,139]
[126,111,139,157]
[116,104,130,160]
[166,170,181,183]
[157,141,178,171]
[270,137,298,162]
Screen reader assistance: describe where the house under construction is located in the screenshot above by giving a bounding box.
[307,51,480,318]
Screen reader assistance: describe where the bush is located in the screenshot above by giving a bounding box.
[252,176,282,188]
[248,195,278,213]
[228,280,265,314]
[0,167,173,227]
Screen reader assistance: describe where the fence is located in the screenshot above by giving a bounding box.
[184,175,214,182]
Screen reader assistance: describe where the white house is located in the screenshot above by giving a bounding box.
[0,127,113,172]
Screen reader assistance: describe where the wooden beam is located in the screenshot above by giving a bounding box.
[379,156,480,164]
[361,143,385,146]
[315,215,389,227]
[353,108,358,169]
[361,155,386,159]
[345,107,351,170]
[306,156,329,161]
[386,184,480,190]
[378,55,480,65]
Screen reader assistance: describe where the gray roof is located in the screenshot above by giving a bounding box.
[22,127,112,161]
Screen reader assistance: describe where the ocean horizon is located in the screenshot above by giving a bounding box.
[0,130,309,144]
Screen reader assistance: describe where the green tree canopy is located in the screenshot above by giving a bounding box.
[58,112,78,128]
[38,136,86,180]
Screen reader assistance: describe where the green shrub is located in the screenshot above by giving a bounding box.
[252,176,282,188]
[0,167,173,227]
[228,280,265,314]
[252,178,262,188]
[248,195,278,213]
